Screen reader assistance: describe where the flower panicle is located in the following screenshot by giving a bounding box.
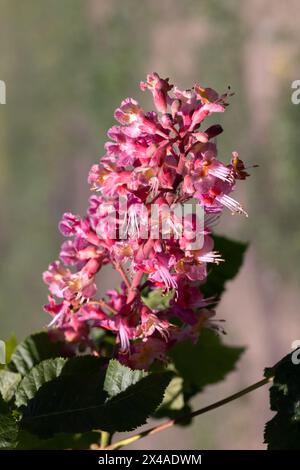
[43,73,251,369]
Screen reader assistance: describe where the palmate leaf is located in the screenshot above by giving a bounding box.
[9,332,64,375]
[264,352,300,449]
[20,359,173,437]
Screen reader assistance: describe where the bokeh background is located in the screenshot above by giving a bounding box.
[1,0,300,449]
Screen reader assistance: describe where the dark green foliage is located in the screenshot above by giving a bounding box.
[0,396,18,449]
[1,236,247,446]
[15,358,67,407]
[170,329,244,391]
[264,352,300,449]
[9,332,64,375]
[20,359,172,437]
[154,330,244,422]
[154,236,247,421]
[202,236,248,300]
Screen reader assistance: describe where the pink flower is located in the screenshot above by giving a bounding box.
[114,98,141,125]
[140,254,178,291]
[140,72,173,113]
[137,305,172,341]
[59,213,81,237]
[43,72,251,368]
[125,338,167,370]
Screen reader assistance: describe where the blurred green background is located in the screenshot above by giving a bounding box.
[0,0,299,449]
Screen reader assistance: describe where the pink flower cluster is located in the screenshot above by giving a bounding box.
[43,73,250,369]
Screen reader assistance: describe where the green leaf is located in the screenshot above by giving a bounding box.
[21,364,173,437]
[202,235,248,300]
[104,359,147,398]
[0,335,17,371]
[155,329,244,422]
[0,370,22,402]
[5,335,17,364]
[16,355,106,408]
[0,412,18,449]
[153,237,246,422]
[61,355,107,375]
[142,289,174,311]
[9,332,64,375]
[152,237,246,423]
[16,430,99,450]
[0,395,9,415]
[264,352,300,449]
[103,371,173,432]
[169,329,244,390]
[15,358,67,407]
[158,376,185,411]
[152,364,192,424]
[21,369,106,437]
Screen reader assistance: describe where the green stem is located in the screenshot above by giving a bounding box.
[105,376,272,450]
[100,431,112,448]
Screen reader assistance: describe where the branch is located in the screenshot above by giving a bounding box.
[104,376,272,450]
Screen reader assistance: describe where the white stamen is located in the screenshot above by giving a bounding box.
[164,217,182,238]
[199,251,224,264]
[149,177,159,198]
[118,324,130,353]
[48,310,64,327]
[209,165,234,183]
[147,314,170,341]
[123,207,140,238]
[216,194,248,217]
[157,266,178,290]
[155,324,170,341]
